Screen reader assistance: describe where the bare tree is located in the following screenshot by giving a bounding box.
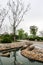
[0,8,9,32]
[8,0,30,40]
[0,0,10,34]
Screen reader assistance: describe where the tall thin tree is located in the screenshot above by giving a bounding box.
[8,0,30,41]
[0,8,9,33]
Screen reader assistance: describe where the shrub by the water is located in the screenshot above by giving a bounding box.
[39,37,43,41]
[35,36,43,41]
[28,35,43,41]
[28,35,35,41]
[35,36,40,41]
[29,37,35,41]
[1,37,12,43]
[1,34,14,43]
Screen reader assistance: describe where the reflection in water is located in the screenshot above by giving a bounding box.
[14,51,16,61]
[10,51,17,65]
[13,51,16,65]
[10,50,43,65]
[0,57,3,65]
[0,50,43,65]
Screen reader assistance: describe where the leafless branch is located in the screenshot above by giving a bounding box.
[0,8,9,28]
[7,0,30,34]
[16,4,30,28]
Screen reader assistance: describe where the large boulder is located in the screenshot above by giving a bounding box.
[21,48,43,62]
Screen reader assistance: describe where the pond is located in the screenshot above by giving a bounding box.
[0,50,43,65]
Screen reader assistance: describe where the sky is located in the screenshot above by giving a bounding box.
[0,0,43,35]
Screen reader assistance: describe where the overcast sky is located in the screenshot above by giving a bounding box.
[0,0,43,35]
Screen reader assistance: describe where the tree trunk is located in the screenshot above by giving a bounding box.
[14,26,16,41]
[13,18,16,41]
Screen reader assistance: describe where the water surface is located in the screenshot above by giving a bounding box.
[0,50,43,65]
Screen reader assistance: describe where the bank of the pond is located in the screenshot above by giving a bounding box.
[0,42,24,52]
[0,40,32,57]
[0,40,43,62]
[21,47,43,62]
[17,50,43,65]
[0,50,43,65]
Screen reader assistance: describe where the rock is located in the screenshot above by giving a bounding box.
[26,42,33,46]
[21,45,28,50]
[0,42,23,52]
[21,48,43,62]
[0,52,10,57]
[21,42,33,50]
[28,45,35,51]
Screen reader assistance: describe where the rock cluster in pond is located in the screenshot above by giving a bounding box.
[0,40,43,62]
[21,44,43,62]
[0,52,10,57]
[0,42,24,57]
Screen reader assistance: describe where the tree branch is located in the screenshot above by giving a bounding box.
[0,9,9,28]
[16,4,30,28]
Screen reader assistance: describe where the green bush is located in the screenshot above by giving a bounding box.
[35,36,40,41]
[28,35,43,41]
[15,35,19,40]
[1,37,12,43]
[39,37,43,41]
[28,35,35,41]
[29,37,35,41]
[1,34,14,43]
[9,34,14,41]
[35,36,43,41]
